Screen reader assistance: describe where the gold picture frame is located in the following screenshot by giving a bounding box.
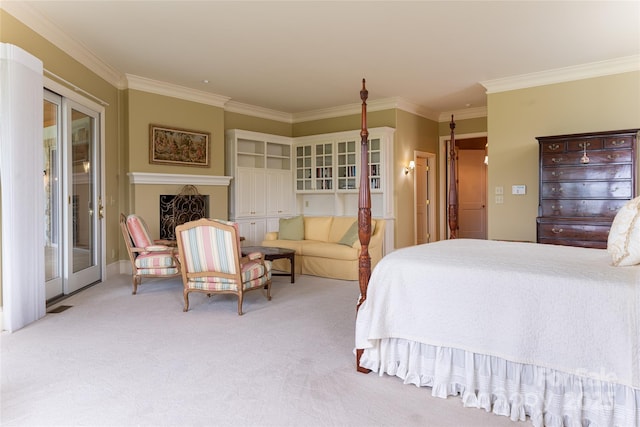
[149,124,210,167]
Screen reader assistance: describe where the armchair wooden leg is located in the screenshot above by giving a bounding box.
[237,294,244,316]
[132,276,141,295]
[183,290,190,312]
[266,280,272,301]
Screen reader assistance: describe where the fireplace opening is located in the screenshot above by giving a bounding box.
[159,188,209,240]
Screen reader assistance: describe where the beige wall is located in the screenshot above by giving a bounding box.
[487,71,640,241]
[224,111,291,138]
[394,110,439,248]
[125,89,228,239]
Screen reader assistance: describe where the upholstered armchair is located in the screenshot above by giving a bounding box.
[175,218,272,315]
[119,213,181,294]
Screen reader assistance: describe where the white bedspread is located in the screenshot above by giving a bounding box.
[355,239,640,389]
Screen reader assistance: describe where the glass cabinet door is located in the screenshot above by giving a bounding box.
[314,143,333,190]
[368,137,382,190]
[296,145,312,190]
[337,140,357,190]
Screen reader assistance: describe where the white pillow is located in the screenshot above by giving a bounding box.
[607,196,640,266]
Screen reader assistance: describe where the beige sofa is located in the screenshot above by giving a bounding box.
[261,216,385,281]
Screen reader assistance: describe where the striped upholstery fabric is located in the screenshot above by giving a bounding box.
[187,260,272,292]
[126,214,154,251]
[135,251,177,268]
[179,222,239,275]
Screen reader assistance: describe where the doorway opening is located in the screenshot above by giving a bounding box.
[44,85,104,303]
[413,151,436,244]
[439,133,488,240]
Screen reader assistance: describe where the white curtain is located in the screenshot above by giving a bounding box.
[0,43,46,332]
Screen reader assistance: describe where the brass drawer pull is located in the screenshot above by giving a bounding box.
[551,227,564,234]
[611,140,626,146]
[551,157,565,163]
[551,171,563,177]
[578,142,591,149]
[547,143,560,151]
[551,187,563,193]
[607,154,621,160]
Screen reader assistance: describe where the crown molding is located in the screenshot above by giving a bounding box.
[292,97,440,123]
[127,172,232,186]
[224,100,293,123]
[481,55,640,94]
[126,74,230,108]
[1,2,124,88]
[439,106,487,122]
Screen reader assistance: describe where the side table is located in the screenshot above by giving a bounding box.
[241,246,295,284]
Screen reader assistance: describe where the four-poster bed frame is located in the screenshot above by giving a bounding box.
[355,80,459,371]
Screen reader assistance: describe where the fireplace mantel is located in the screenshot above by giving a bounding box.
[127,172,232,186]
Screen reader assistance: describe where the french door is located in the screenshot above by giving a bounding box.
[44,89,102,301]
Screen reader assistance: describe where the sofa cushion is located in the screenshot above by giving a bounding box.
[304,217,333,242]
[303,241,358,260]
[279,215,304,240]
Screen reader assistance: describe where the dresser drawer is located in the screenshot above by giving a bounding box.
[541,164,632,181]
[540,181,632,199]
[539,199,626,218]
[540,141,566,153]
[604,135,635,149]
[537,220,611,243]
[567,138,603,151]
[541,149,633,166]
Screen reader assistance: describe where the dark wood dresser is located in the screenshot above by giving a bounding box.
[536,129,639,249]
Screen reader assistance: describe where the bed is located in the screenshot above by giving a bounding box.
[353,80,640,426]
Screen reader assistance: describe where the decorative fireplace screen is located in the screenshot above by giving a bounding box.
[159,185,208,240]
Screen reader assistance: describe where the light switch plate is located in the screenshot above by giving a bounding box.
[512,185,526,195]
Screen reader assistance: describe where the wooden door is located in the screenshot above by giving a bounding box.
[457,149,487,239]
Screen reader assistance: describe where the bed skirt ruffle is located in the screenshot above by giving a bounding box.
[358,338,639,427]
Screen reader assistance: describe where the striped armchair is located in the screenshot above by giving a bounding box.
[175,218,272,315]
[120,213,181,294]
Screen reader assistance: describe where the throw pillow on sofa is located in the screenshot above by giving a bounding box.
[279,215,304,240]
[338,220,376,246]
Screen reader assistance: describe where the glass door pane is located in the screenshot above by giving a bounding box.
[44,91,63,300]
[66,100,101,292]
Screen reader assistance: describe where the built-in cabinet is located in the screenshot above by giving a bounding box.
[536,129,638,248]
[226,130,294,245]
[227,127,395,253]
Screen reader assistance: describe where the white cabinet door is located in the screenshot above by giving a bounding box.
[236,167,266,217]
[236,218,266,246]
[266,170,293,217]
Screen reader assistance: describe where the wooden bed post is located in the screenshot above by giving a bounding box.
[356,78,372,373]
[357,78,371,309]
[448,115,458,239]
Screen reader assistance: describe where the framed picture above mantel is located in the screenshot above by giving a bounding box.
[149,124,210,167]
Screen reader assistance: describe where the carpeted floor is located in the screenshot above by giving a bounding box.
[1,273,520,427]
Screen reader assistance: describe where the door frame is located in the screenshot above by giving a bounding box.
[412,150,436,245]
[44,76,106,292]
[439,132,488,240]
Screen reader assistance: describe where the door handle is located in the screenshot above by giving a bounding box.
[98,197,104,219]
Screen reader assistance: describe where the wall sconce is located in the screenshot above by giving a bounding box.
[404,160,415,175]
[484,142,489,165]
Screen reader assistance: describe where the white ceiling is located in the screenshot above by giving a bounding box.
[5,1,640,118]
